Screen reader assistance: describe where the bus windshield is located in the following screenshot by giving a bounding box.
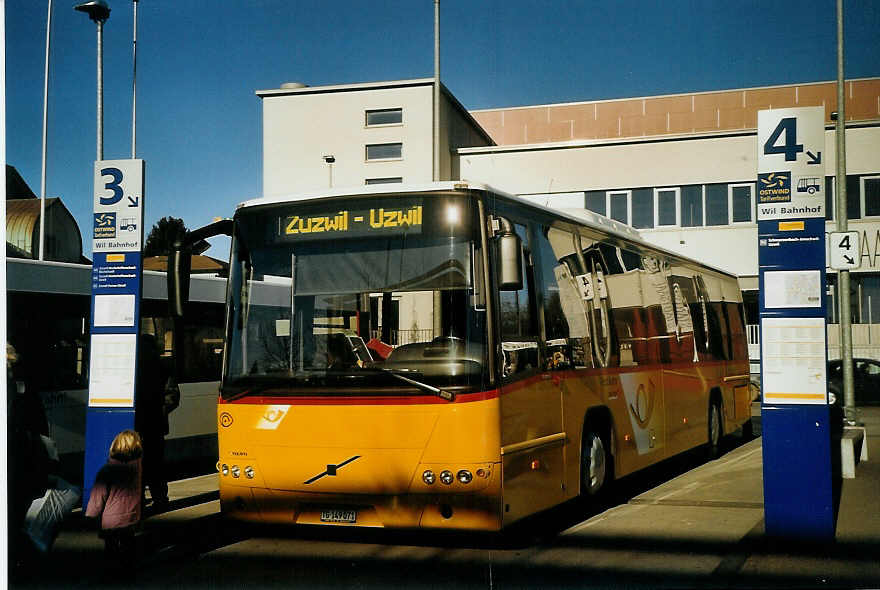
[223,193,487,399]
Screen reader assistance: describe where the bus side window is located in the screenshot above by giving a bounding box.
[498,223,538,380]
[543,227,592,368]
[708,302,730,361]
[727,302,747,361]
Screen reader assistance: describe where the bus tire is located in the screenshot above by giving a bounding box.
[707,397,723,459]
[581,423,612,497]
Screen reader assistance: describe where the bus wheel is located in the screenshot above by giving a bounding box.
[707,399,723,459]
[581,427,610,497]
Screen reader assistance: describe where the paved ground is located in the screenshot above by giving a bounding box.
[10,407,879,589]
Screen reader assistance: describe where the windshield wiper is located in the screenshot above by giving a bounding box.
[366,367,455,401]
[223,369,454,402]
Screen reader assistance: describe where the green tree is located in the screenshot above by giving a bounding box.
[143,216,187,257]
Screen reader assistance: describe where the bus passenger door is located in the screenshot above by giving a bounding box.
[661,272,707,455]
[495,220,565,524]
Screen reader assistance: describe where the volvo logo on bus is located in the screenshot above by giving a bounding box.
[304,455,361,484]
[219,412,234,428]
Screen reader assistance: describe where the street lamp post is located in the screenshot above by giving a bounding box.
[433,0,440,182]
[835,0,856,425]
[323,155,335,188]
[132,0,138,158]
[74,0,111,161]
[39,0,53,261]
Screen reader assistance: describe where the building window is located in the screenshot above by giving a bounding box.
[366,143,402,161]
[586,191,605,216]
[366,108,403,126]
[365,177,403,185]
[607,191,630,224]
[847,175,861,219]
[602,189,653,228]
[861,176,880,218]
[826,177,835,221]
[705,183,728,226]
[654,187,681,227]
[631,188,653,229]
[729,183,754,223]
[681,185,704,227]
[857,275,880,324]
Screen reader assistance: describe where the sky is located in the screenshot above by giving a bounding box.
[6,0,880,259]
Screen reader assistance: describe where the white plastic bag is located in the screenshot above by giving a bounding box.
[22,476,81,553]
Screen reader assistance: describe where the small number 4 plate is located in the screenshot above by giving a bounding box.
[320,509,357,523]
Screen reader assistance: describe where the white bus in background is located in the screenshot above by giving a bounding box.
[6,257,227,484]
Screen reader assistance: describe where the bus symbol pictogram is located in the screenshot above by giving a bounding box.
[797,178,821,194]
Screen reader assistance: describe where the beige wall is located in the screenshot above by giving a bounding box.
[262,85,434,196]
[460,134,760,193]
[460,126,880,194]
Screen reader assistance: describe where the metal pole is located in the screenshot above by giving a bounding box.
[835,0,856,424]
[433,0,440,182]
[39,0,53,261]
[97,19,104,160]
[132,0,138,158]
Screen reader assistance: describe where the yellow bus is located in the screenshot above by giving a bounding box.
[168,182,752,531]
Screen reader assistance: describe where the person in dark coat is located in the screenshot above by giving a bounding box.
[7,343,51,567]
[134,334,172,510]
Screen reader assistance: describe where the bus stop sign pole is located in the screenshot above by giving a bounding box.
[757,107,834,539]
[83,159,145,509]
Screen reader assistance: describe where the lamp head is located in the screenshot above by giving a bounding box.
[75,0,111,23]
[323,155,336,164]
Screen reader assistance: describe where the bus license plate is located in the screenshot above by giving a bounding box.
[320,509,357,523]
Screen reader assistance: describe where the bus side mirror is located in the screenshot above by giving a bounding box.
[167,238,191,318]
[165,218,232,317]
[496,231,523,291]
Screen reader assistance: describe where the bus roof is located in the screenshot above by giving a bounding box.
[237,181,736,279]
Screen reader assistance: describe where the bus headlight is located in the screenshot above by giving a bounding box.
[231,465,241,478]
[439,470,454,485]
[244,466,255,479]
[221,464,229,476]
[422,470,436,485]
[828,391,837,405]
[457,470,473,484]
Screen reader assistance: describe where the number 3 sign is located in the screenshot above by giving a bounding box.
[92,159,145,253]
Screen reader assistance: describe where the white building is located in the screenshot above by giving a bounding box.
[258,79,493,194]
[257,77,880,360]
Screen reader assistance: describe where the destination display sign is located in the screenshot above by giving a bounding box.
[279,205,423,239]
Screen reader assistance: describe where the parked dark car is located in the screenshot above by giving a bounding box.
[827,358,880,406]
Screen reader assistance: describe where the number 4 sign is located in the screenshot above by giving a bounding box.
[829,231,861,270]
[757,107,825,222]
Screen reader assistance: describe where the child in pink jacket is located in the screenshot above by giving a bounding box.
[85,429,143,564]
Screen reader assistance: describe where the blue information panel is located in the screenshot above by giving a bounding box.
[91,252,142,334]
[757,109,833,540]
[83,160,145,509]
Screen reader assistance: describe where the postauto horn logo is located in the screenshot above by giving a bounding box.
[758,172,791,204]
